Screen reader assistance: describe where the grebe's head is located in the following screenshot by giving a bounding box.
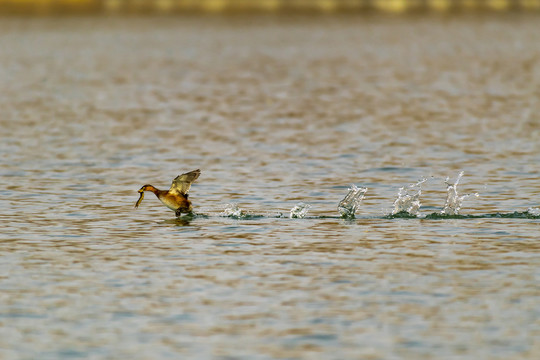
[139,185,153,193]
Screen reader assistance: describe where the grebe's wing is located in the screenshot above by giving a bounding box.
[170,169,200,195]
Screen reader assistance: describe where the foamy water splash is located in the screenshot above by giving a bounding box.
[290,202,311,218]
[338,184,367,219]
[392,178,427,216]
[441,171,479,215]
[220,203,247,218]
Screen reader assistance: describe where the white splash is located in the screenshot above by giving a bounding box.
[290,202,311,218]
[441,171,479,215]
[392,178,427,216]
[338,184,367,219]
[220,203,246,218]
[527,207,540,216]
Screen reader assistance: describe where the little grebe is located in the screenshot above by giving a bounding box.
[135,169,200,217]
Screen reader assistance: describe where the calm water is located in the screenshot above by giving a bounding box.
[1,15,540,359]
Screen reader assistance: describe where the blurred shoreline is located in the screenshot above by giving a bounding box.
[0,0,539,16]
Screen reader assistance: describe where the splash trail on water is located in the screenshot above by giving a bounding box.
[208,175,536,220]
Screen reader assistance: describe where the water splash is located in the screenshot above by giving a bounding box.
[441,171,479,215]
[290,202,311,218]
[527,207,540,216]
[392,178,427,216]
[220,203,246,218]
[338,184,367,219]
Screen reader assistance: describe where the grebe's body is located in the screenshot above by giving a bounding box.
[135,169,200,217]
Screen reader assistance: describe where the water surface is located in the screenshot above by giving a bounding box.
[1,15,539,359]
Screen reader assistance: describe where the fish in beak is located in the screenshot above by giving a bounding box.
[135,187,145,208]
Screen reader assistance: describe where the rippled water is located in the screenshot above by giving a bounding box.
[1,15,540,359]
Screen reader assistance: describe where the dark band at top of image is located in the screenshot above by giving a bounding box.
[1,0,540,15]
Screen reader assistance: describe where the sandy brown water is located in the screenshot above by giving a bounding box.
[1,15,540,359]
